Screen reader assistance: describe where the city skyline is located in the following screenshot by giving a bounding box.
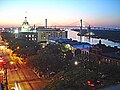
[0,0,120,27]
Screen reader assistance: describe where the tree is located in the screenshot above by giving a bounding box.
[28,44,69,76]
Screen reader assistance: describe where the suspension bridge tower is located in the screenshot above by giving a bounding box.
[79,19,83,42]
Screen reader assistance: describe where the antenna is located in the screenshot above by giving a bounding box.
[24,11,28,22]
[25,11,27,17]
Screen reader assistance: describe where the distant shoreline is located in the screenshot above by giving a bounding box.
[92,30,120,43]
[92,36,120,43]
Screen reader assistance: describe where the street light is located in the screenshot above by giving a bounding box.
[17,46,20,50]
[10,61,14,65]
[74,61,78,65]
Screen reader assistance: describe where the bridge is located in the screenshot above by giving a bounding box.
[0,19,120,31]
[34,19,120,31]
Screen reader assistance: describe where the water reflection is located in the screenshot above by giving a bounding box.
[67,30,120,48]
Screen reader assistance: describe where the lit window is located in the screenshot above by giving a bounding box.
[29,35,31,37]
[32,38,34,40]
[32,35,34,37]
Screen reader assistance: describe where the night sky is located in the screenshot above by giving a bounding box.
[0,0,120,27]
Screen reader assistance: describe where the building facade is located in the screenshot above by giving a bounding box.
[37,28,67,42]
[17,32,37,41]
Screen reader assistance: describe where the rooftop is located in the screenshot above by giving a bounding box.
[51,38,92,50]
[102,51,120,59]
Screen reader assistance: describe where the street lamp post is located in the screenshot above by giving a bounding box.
[4,65,8,90]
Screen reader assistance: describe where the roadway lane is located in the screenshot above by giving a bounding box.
[20,64,48,90]
[7,58,48,90]
[7,62,31,90]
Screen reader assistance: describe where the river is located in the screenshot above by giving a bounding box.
[67,30,120,48]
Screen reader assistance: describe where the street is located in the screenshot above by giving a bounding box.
[7,61,48,90]
[0,34,48,90]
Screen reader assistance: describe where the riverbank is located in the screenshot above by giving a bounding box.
[91,30,120,43]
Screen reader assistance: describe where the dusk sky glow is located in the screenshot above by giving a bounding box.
[0,0,120,27]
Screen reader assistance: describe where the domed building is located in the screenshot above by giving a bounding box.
[13,16,38,42]
[21,17,30,32]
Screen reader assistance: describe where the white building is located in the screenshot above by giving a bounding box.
[14,17,37,42]
[21,17,30,32]
[36,27,67,43]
